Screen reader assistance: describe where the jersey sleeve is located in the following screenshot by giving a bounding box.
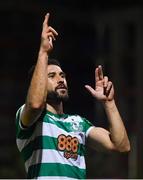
[82,117,94,137]
[15,105,36,139]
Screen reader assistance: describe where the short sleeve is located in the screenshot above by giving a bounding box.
[15,105,36,139]
[82,117,94,137]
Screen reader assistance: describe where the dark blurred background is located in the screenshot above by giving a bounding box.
[0,0,143,178]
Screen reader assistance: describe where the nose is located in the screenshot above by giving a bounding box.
[57,75,64,84]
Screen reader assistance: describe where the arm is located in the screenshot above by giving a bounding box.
[85,65,130,153]
[20,13,58,127]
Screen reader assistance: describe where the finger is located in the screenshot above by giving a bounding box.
[98,65,104,80]
[107,83,114,100]
[48,26,58,36]
[46,32,56,41]
[43,13,50,32]
[46,13,50,25]
[106,81,112,91]
[95,67,99,82]
[49,37,53,49]
[85,85,95,96]
[103,76,108,95]
[43,13,49,26]
[105,81,112,96]
[103,76,108,88]
[49,36,53,44]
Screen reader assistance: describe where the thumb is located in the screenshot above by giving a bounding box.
[85,85,96,96]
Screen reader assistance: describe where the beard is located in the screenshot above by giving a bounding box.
[47,89,69,104]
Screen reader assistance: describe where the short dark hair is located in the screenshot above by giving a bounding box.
[28,58,61,81]
[48,58,61,67]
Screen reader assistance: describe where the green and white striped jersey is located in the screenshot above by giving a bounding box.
[16,105,94,179]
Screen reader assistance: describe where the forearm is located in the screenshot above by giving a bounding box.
[26,49,48,109]
[103,100,130,152]
[20,14,58,127]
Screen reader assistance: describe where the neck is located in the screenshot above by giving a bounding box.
[46,102,64,115]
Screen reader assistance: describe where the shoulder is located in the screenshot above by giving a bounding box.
[66,114,94,136]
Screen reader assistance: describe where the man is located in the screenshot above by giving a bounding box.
[15,13,130,179]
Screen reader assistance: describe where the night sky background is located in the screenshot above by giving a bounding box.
[0,0,143,178]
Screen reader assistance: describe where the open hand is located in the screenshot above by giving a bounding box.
[85,65,114,102]
[40,13,58,53]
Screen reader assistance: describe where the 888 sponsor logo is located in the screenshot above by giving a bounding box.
[57,134,79,160]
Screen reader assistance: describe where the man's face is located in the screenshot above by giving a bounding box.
[47,65,69,103]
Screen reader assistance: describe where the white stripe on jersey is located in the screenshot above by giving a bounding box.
[17,121,85,152]
[25,149,86,172]
[37,176,77,179]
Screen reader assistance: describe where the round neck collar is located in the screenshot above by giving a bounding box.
[47,110,68,119]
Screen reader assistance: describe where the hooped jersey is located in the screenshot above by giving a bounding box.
[15,105,94,179]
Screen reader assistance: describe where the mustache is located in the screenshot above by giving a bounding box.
[55,83,67,90]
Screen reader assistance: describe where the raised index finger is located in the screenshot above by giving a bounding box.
[95,65,104,82]
[98,65,104,80]
[43,13,50,27]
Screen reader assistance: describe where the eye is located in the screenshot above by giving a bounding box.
[61,73,66,78]
[61,74,65,78]
[48,73,55,78]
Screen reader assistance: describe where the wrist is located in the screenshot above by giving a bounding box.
[39,47,48,54]
[102,99,116,109]
[38,48,49,57]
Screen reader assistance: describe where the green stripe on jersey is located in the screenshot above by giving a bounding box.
[43,113,92,134]
[21,136,85,162]
[27,163,86,179]
[16,109,93,139]
[16,107,93,179]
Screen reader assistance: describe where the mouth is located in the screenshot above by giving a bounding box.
[56,85,67,90]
